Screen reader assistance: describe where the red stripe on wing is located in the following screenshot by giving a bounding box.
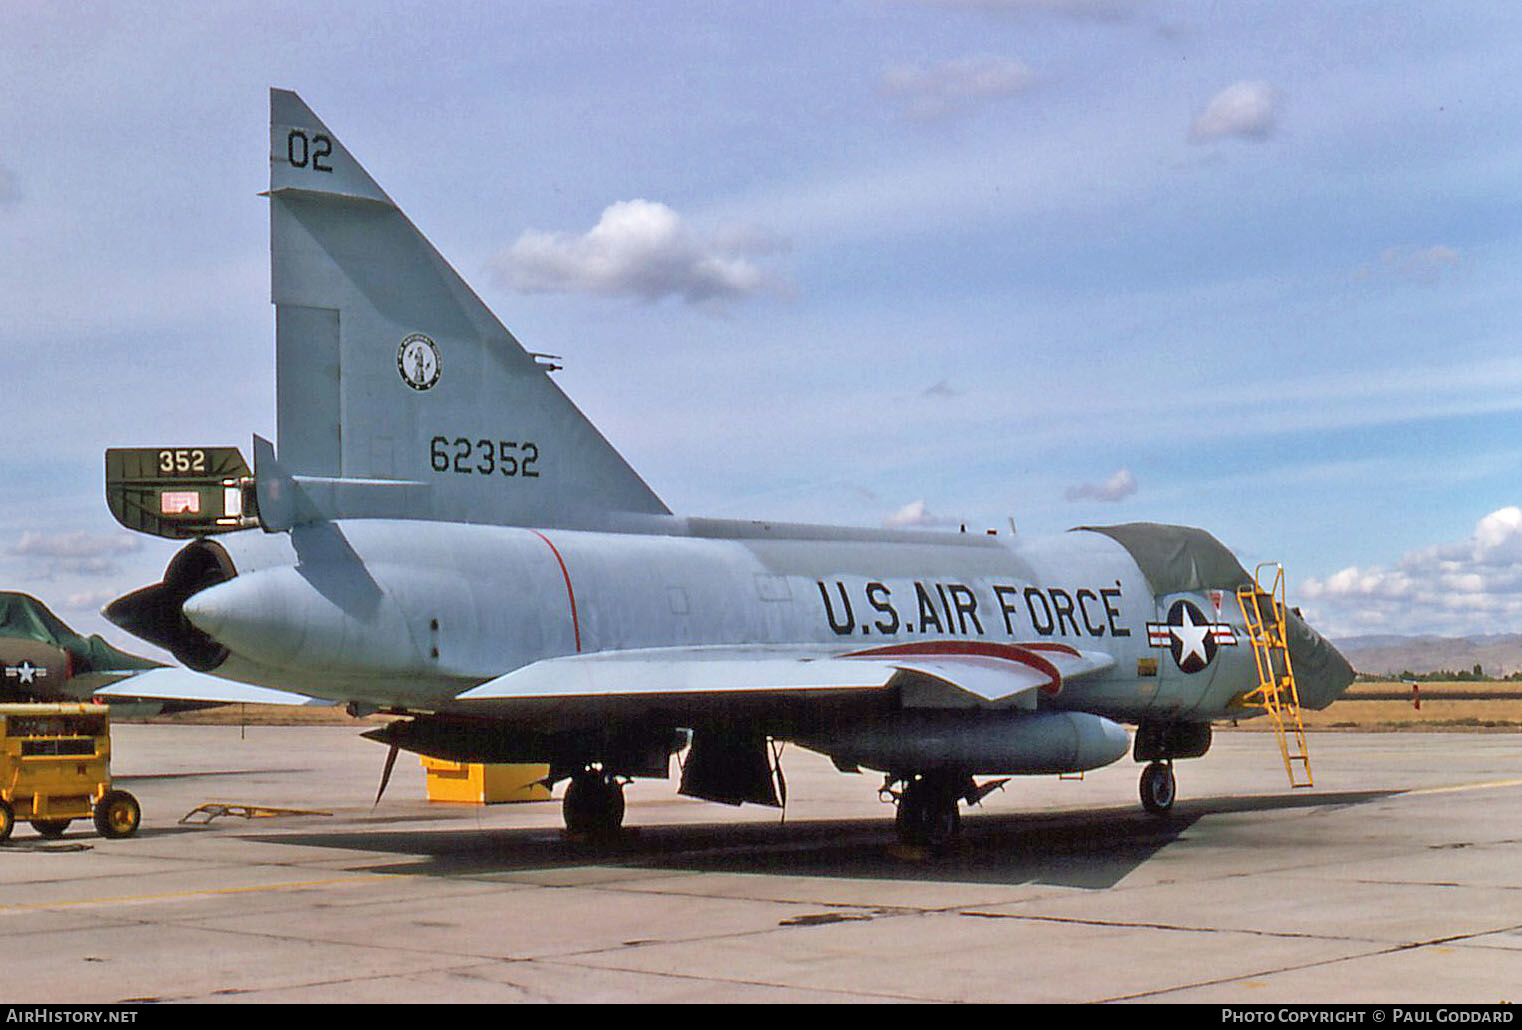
[841,640,1069,695]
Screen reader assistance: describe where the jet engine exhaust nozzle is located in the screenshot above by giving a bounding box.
[102,540,235,672]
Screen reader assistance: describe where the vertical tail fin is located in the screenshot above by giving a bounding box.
[267,89,669,529]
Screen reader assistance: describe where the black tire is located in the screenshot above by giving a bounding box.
[563,773,625,836]
[1140,762,1176,815]
[31,819,70,839]
[895,779,961,848]
[94,790,141,839]
[0,800,12,842]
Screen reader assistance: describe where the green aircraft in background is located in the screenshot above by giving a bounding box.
[0,592,205,716]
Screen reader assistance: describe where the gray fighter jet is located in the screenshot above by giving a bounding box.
[101,90,1355,845]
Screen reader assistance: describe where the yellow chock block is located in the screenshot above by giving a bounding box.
[420,757,553,804]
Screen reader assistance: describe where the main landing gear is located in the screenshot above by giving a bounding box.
[887,772,984,848]
[1139,760,1176,815]
[562,767,626,837]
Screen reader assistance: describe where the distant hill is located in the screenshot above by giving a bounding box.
[1333,634,1522,678]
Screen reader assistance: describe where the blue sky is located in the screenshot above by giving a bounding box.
[2,0,1520,646]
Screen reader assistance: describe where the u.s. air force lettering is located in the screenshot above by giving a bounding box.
[816,579,1131,639]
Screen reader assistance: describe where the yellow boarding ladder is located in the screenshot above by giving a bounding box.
[1235,563,1314,789]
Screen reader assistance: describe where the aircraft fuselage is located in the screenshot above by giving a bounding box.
[150,516,1339,730]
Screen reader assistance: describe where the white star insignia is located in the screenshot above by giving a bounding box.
[1169,605,1213,668]
[7,661,46,685]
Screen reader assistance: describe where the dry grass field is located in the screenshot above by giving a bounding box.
[1289,680,1522,732]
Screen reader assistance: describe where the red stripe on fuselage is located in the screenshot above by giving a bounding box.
[529,529,582,653]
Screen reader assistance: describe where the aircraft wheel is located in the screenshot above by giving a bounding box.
[94,790,141,839]
[563,772,625,836]
[1140,762,1176,815]
[0,800,12,842]
[894,777,962,848]
[31,819,70,839]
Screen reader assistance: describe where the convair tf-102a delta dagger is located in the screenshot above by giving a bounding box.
[100,90,1355,847]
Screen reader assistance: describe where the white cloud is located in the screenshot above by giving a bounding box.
[1188,81,1278,142]
[1475,506,1522,562]
[1302,506,1522,636]
[1369,244,1462,285]
[62,589,122,614]
[1064,468,1137,503]
[489,199,785,307]
[884,499,960,529]
[9,530,141,576]
[882,55,1034,120]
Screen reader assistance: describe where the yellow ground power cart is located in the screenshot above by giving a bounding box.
[0,703,141,841]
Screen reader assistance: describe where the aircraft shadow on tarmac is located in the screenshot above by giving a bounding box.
[243,788,1399,890]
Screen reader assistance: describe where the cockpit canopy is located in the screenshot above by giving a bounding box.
[1076,523,1251,596]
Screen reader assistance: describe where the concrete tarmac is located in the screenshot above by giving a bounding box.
[1,724,1519,1004]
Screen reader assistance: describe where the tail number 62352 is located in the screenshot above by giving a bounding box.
[429,437,540,478]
